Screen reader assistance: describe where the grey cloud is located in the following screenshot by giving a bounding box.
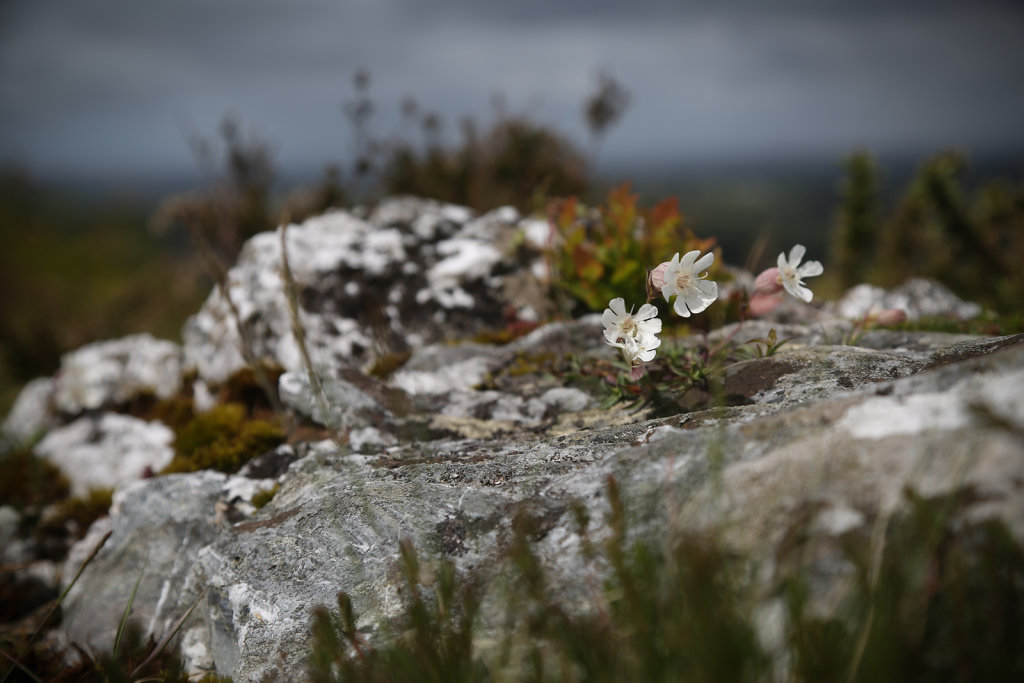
[1,0,1022,180]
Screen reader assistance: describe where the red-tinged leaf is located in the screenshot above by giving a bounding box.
[555,196,578,229]
[649,197,681,232]
[605,183,637,239]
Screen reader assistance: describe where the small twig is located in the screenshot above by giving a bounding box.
[279,220,349,447]
[184,211,286,417]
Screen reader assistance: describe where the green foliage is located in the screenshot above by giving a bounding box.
[309,539,485,683]
[783,488,1024,683]
[834,150,1024,314]
[504,477,767,683]
[379,114,588,213]
[0,171,209,416]
[832,151,880,289]
[0,447,70,510]
[309,480,1024,683]
[548,184,721,314]
[162,403,285,475]
[889,311,1024,336]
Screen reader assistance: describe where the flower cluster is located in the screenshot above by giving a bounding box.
[602,248,718,377]
[602,243,825,379]
[602,298,662,380]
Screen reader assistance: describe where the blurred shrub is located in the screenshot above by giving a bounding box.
[379,113,589,213]
[832,151,880,289]
[831,150,1024,313]
[0,170,207,413]
[547,183,720,314]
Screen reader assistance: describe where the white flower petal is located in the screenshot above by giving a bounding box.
[673,297,693,317]
[636,303,659,321]
[692,251,715,274]
[683,286,710,315]
[680,249,699,270]
[797,260,824,278]
[608,297,627,318]
[789,244,806,265]
[778,251,788,270]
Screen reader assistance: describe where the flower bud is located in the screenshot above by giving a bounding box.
[748,292,783,317]
[874,308,908,326]
[753,267,784,296]
[648,261,670,292]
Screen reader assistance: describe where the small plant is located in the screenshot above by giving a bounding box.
[548,184,719,315]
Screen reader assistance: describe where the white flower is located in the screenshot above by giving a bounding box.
[777,244,823,303]
[659,250,718,317]
[602,297,662,365]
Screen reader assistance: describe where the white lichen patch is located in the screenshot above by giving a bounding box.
[2,376,56,443]
[391,356,494,395]
[838,392,970,439]
[838,367,1024,440]
[34,413,174,496]
[54,334,182,414]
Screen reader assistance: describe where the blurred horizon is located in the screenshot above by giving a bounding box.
[3,0,1024,189]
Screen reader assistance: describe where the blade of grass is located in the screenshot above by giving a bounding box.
[0,651,44,683]
[279,219,349,447]
[0,529,112,683]
[129,587,208,679]
[113,560,148,660]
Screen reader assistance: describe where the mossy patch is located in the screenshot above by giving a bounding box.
[0,446,70,510]
[162,403,285,475]
[251,483,280,509]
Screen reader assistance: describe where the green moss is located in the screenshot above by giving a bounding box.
[147,394,198,431]
[162,403,285,475]
[251,483,280,509]
[0,446,70,510]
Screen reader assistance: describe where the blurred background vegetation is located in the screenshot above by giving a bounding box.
[1,70,1022,415]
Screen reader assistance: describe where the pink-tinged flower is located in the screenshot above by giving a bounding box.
[748,292,784,317]
[753,267,784,296]
[777,244,823,303]
[602,297,662,367]
[874,308,908,326]
[648,261,670,293]
[659,250,718,318]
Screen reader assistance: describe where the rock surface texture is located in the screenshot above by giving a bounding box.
[3,198,1022,681]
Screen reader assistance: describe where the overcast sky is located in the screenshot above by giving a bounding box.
[1,0,1023,184]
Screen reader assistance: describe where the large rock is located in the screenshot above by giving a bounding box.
[4,200,1017,680]
[56,329,1024,680]
[182,199,549,384]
